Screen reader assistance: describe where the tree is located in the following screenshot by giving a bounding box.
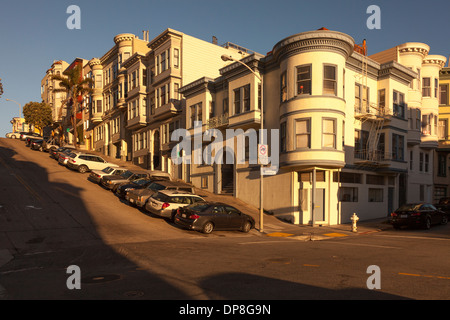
[22,101,52,135]
[0,78,4,97]
[50,64,93,149]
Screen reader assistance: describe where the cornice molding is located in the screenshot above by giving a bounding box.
[423,55,447,68]
[114,33,135,44]
[272,30,355,62]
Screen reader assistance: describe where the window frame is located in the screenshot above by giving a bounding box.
[295,118,311,149]
[323,64,337,96]
[296,64,312,96]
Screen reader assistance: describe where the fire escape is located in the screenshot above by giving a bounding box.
[353,40,389,166]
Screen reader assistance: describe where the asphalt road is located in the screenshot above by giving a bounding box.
[1,137,449,308]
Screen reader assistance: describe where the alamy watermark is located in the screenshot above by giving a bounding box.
[366,5,381,30]
[170,121,279,174]
[66,5,81,30]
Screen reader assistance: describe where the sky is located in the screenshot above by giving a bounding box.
[1,0,450,137]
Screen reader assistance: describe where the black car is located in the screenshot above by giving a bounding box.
[390,203,448,230]
[115,178,154,198]
[50,146,75,160]
[30,139,44,151]
[174,202,255,234]
[25,136,42,147]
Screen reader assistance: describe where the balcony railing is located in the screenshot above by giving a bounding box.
[208,113,229,129]
[354,149,392,163]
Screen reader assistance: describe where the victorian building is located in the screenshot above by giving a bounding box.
[180,28,447,225]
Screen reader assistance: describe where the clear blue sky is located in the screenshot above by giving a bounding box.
[1,0,450,137]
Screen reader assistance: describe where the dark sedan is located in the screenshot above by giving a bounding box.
[115,178,154,199]
[30,139,44,151]
[25,136,42,147]
[390,203,448,230]
[174,202,255,234]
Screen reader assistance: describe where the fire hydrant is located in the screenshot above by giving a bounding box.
[350,213,359,232]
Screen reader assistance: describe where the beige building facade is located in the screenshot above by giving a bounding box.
[41,60,69,123]
[180,28,447,225]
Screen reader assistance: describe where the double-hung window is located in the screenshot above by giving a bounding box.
[392,134,404,161]
[393,90,405,118]
[323,65,337,96]
[422,77,431,97]
[296,65,311,95]
[322,118,336,149]
[295,119,310,149]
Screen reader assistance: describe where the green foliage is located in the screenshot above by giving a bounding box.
[23,101,52,134]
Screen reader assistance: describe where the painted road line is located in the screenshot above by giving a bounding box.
[398,272,450,280]
[323,233,349,237]
[266,232,294,237]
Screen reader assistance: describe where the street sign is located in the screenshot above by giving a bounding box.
[258,144,269,165]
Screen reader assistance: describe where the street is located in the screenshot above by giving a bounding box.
[1,137,450,305]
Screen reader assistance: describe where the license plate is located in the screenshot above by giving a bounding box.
[400,214,408,218]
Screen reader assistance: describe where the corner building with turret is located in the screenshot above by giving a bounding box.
[180,28,447,225]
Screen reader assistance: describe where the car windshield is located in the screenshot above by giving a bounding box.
[120,171,134,179]
[186,203,211,212]
[152,192,171,202]
[147,182,166,191]
[102,167,115,174]
[396,204,422,211]
[134,178,150,186]
[68,152,77,158]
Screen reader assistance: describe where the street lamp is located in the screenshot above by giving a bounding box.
[221,54,265,233]
[5,98,22,118]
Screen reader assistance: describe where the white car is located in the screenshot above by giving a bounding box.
[6,132,21,139]
[66,153,118,173]
[145,190,205,220]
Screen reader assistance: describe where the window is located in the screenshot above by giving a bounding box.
[296,65,311,95]
[323,65,337,95]
[280,122,286,153]
[438,119,448,140]
[392,134,404,161]
[233,84,250,114]
[157,49,170,74]
[435,78,439,98]
[434,187,447,203]
[234,88,241,114]
[281,71,287,102]
[393,90,405,118]
[410,150,413,171]
[422,114,431,135]
[378,89,385,112]
[190,103,202,128]
[295,119,310,149]
[201,176,208,189]
[157,83,170,107]
[355,84,369,113]
[419,152,424,172]
[339,187,358,202]
[440,84,449,105]
[368,188,383,202]
[354,130,369,159]
[416,108,421,130]
[425,153,429,172]
[174,48,180,68]
[322,118,336,149]
[366,174,384,185]
[422,77,431,97]
[333,172,362,183]
[438,154,447,177]
[96,100,102,113]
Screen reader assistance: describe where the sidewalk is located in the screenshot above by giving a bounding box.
[76,147,393,240]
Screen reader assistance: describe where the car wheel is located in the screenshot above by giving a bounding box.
[78,165,88,173]
[441,215,448,225]
[241,220,252,233]
[202,221,214,234]
[424,217,432,230]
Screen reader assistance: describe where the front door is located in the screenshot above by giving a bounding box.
[314,188,325,222]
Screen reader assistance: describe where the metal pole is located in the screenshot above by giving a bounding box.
[260,74,264,233]
[312,168,316,227]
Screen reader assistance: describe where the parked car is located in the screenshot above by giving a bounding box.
[115,178,154,199]
[6,132,22,139]
[58,150,79,166]
[390,203,448,230]
[25,136,42,147]
[145,190,205,220]
[30,139,45,151]
[20,132,42,141]
[174,202,255,234]
[50,146,75,160]
[42,138,60,152]
[88,166,129,184]
[66,153,118,173]
[100,169,154,191]
[127,180,195,208]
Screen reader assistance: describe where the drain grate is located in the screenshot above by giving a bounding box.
[81,274,122,284]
